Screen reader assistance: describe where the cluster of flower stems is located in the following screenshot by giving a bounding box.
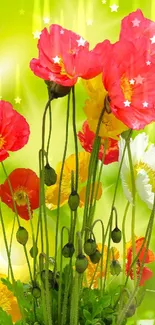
[0,86,155,325]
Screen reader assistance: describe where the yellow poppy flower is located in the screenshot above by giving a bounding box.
[83,74,128,140]
[84,244,120,288]
[45,151,102,210]
[0,274,21,323]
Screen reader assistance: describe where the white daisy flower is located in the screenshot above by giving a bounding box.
[119,132,155,209]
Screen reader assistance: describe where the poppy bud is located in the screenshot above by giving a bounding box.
[111,227,122,243]
[41,269,53,283]
[110,260,122,276]
[89,249,101,264]
[44,163,57,186]
[75,254,88,273]
[30,244,38,258]
[45,80,71,98]
[84,239,96,256]
[68,191,80,211]
[125,303,136,318]
[121,129,131,140]
[32,286,41,299]
[16,226,28,245]
[62,243,75,258]
[41,270,59,290]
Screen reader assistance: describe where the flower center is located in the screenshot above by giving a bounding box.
[0,134,5,149]
[120,75,133,101]
[135,161,155,192]
[58,57,74,79]
[14,188,28,206]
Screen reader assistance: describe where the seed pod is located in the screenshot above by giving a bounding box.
[110,260,122,276]
[30,244,38,258]
[111,227,122,243]
[125,303,136,318]
[45,80,71,98]
[41,270,59,290]
[75,254,88,273]
[41,269,53,283]
[89,249,101,264]
[32,286,41,299]
[84,238,96,256]
[62,243,75,258]
[44,163,57,186]
[68,191,80,211]
[16,226,28,245]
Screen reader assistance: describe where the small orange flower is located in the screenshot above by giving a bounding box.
[84,244,120,288]
[0,274,21,323]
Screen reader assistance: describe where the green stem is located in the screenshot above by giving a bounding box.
[81,105,106,235]
[8,214,16,280]
[87,138,101,226]
[26,197,37,283]
[92,219,104,292]
[58,226,69,325]
[46,92,52,159]
[89,138,108,226]
[126,140,136,286]
[53,92,71,278]
[0,202,26,323]
[122,202,130,282]
[117,195,155,324]
[72,86,78,192]
[41,96,53,325]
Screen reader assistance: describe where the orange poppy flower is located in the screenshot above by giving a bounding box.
[0,274,21,323]
[126,237,155,285]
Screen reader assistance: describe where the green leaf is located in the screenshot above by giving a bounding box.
[1,277,14,292]
[83,309,92,321]
[85,320,92,325]
[0,308,13,325]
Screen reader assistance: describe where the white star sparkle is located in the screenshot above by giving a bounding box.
[146,60,151,65]
[124,100,131,107]
[76,37,86,47]
[53,56,61,64]
[150,35,155,44]
[33,30,42,39]
[132,18,141,27]
[14,97,21,104]
[43,17,50,24]
[86,19,93,26]
[110,4,119,12]
[19,9,25,15]
[129,79,135,85]
[102,0,106,3]
[60,29,64,34]
[135,75,144,84]
[143,101,149,107]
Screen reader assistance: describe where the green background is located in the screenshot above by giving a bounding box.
[0,0,155,322]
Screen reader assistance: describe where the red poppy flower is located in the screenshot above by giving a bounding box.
[0,100,30,162]
[77,121,119,164]
[0,169,40,220]
[126,237,155,286]
[102,36,155,129]
[30,24,111,86]
[120,9,155,51]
